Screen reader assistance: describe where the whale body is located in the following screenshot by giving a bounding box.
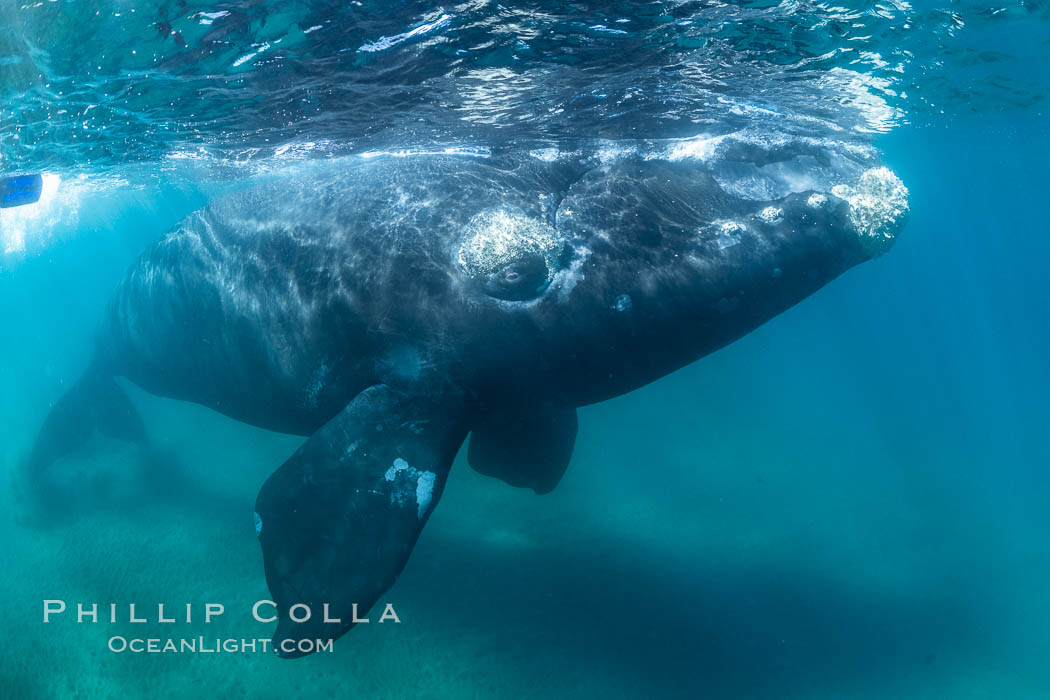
[26,142,908,656]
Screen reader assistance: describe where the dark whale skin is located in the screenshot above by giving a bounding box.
[97,154,870,430]
[30,150,906,657]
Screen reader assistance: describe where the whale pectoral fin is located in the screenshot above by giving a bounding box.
[468,405,578,495]
[254,383,467,658]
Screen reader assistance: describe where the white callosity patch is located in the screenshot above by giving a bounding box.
[384,458,437,519]
[712,220,745,250]
[457,209,562,281]
[832,167,909,257]
[384,457,410,483]
[254,512,263,536]
[758,206,783,224]
[807,193,829,209]
[719,221,744,236]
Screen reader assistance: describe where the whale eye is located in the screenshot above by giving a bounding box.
[483,255,550,301]
[457,208,565,302]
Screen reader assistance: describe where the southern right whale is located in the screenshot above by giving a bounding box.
[24,138,908,656]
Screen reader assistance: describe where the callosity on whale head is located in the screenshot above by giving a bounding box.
[832,166,910,257]
[446,139,909,409]
[457,208,568,301]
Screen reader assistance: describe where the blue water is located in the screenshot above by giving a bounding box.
[2,2,1049,698]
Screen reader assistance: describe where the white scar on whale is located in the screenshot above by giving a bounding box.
[385,458,436,519]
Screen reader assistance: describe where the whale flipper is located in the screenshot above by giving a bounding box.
[254,383,468,657]
[468,405,578,494]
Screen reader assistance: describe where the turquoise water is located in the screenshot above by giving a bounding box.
[2,2,1050,698]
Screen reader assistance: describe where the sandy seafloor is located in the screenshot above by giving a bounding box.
[1,115,1048,699]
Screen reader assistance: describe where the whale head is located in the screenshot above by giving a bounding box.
[450,137,908,404]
